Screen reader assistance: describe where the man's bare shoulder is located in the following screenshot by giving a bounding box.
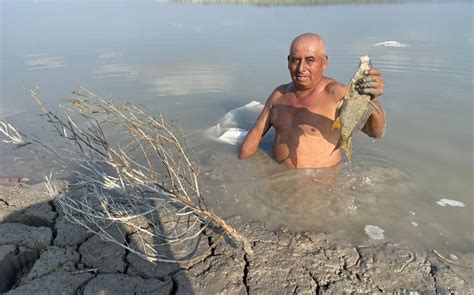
[323,77,346,101]
[266,83,289,104]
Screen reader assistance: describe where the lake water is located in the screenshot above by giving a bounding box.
[1,1,472,259]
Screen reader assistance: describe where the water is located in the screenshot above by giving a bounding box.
[1,1,472,258]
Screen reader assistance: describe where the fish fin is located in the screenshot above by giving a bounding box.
[355,101,377,131]
[331,137,342,155]
[332,117,341,130]
[335,98,344,117]
[369,100,381,114]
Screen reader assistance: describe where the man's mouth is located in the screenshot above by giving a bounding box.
[295,75,308,81]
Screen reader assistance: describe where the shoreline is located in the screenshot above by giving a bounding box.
[0,182,472,293]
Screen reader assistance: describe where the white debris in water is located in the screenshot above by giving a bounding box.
[217,128,248,145]
[410,221,418,227]
[364,225,385,240]
[221,101,263,126]
[409,211,416,216]
[362,177,372,185]
[373,41,409,47]
[449,254,458,260]
[436,198,466,207]
[408,291,420,295]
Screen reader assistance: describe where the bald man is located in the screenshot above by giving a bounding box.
[239,33,386,168]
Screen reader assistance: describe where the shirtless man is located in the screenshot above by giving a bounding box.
[239,33,386,168]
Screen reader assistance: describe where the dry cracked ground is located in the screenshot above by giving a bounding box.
[0,182,472,294]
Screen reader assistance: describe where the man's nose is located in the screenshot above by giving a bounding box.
[297,61,306,72]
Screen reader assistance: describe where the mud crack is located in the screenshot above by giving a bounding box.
[243,253,250,294]
[0,198,10,206]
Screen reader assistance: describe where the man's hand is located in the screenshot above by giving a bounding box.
[355,68,384,98]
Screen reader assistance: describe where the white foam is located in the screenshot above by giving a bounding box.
[436,198,466,207]
[373,41,409,47]
[221,101,263,126]
[364,225,385,240]
[217,127,248,145]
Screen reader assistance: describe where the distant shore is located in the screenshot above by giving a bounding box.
[172,0,469,6]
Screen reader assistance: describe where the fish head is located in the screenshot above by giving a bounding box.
[359,55,372,71]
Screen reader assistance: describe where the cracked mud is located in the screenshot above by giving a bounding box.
[0,182,472,294]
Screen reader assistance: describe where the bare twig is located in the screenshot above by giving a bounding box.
[1,87,253,264]
[433,250,472,269]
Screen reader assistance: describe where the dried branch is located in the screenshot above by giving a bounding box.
[1,87,252,264]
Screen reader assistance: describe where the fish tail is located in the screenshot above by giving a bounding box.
[345,137,353,160]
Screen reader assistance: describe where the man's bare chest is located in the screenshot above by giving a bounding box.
[270,102,336,137]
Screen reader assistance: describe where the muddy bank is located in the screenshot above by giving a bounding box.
[0,182,472,294]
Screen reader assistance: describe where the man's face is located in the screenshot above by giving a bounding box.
[288,38,327,90]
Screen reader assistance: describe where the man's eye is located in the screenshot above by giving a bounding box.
[306,58,315,63]
[290,58,299,63]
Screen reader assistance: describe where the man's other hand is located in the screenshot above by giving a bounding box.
[355,68,384,98]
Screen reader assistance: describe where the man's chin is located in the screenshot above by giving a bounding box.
[293,81,311,90]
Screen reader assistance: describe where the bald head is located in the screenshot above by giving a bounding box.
[290,33,326,56]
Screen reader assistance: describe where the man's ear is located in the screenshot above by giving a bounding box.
[323,55,328,71]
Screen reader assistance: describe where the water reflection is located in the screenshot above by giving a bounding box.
[94,63,138,80]
[24,54,65,70]
[145,64,232,96]
[93,49,138,80]
[96,49,121,60]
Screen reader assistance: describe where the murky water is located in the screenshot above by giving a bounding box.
[1,1,472,258]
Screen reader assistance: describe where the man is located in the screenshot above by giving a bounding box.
[239,33,386,168]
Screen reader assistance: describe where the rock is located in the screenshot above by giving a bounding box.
[0,245,40,293]
[0,182,64,209]
[0,207,23,224]
[0,245,16,261]
[54,216,93,247]
[0,223,52,249]
[0,245,18,292]
[0,181,62,226]
[16,202,57,227]
[79,227,126,273]
[5,271,93,295]
[83,274,173,294]
[22,246,80,282]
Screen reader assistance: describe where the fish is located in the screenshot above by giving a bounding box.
[332,55,380,160]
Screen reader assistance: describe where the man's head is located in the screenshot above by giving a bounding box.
[288,33,328,90]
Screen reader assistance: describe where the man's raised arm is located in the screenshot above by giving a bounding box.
[239,87,282,159]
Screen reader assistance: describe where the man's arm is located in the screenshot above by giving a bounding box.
[357,68,386,138]
[362,98,385,138]
[239,87,282,159]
